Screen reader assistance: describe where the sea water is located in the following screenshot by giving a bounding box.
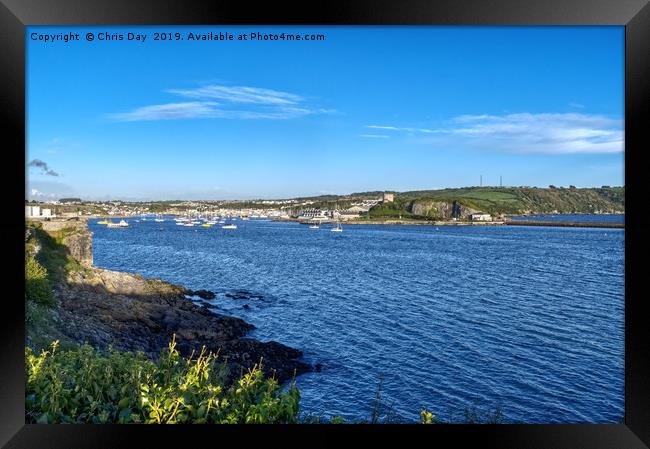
[90,217,624,423]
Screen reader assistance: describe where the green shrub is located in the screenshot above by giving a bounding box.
[25,255,54,306]
[25,336,301,424]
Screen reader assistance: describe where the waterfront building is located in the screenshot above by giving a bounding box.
[297,208,330,220]
[470,213,492,221]
[382,192,395,203]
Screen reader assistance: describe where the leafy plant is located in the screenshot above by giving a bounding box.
[420,408,436,424]
[25,255,54,306]
[25,336,300,424]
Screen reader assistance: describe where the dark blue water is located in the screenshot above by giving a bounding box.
[90,218,624,423]
[508,214,624,223]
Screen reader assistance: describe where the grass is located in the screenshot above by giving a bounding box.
[25,254,54,306]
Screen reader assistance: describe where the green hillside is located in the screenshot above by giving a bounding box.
[367,186,624,219]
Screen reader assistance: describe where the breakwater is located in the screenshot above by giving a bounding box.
[505,220,624,229]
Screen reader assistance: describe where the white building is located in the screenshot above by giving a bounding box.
[26,206,55,219]
[470,213,492,221]
[25,205,40,218]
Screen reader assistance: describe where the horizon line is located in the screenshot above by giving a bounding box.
[26,184,625,203]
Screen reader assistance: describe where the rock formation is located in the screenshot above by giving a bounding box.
[26,219,311,384]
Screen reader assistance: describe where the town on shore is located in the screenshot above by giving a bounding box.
[26,185,625,228]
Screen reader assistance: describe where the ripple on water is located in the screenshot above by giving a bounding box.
[90,219,624,423]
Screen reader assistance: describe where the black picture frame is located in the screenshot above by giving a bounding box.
[1,0,648,447]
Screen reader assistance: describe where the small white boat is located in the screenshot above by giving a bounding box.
[222,224,237,229]
[107,219,129,228]
[331,223,343,232]
[154,214,165,222]
[183,223,194,227]
[309,225,320,229]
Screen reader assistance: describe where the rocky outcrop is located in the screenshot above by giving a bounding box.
[409,199,481,219]
[49,267,310,384]
[41,219,93,267]
[409,200,450,218]
[28,221,311,384]
[185,289,216,300]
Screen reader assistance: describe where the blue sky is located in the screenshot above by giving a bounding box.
[27,26,624,201]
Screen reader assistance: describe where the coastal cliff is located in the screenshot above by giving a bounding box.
[363,186,624,220]
[408,200,481,219]
[25,219,310,384]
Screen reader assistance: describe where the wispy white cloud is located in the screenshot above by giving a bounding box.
[360,134,390,138]
[449,113,623,154]
[29,188,57,199]
[366,125,442,134]
[26,179,76,201]
[366,112,623,154]
[167,85,304,106]
[109,84,332,122]
[109,102,219,121]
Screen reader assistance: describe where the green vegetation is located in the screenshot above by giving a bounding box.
[367,198,416,219]
[366,186,625,219]
[25,223,90,350]
[26,337,301,424]
[26,223,84,285]
[26,337,502,424]
[25,254,54,307]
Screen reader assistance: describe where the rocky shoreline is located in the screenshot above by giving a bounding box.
[26,220,311,384]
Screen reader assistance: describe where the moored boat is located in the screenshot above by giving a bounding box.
[107,219,129,228]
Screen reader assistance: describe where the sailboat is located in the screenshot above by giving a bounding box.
[330,222,343,232]
[154,214,165,222]
[309,223,320,229]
